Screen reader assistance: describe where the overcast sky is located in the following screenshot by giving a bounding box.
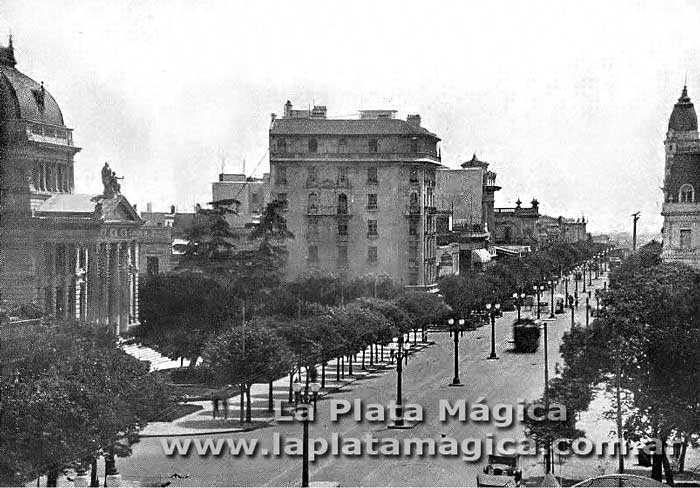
[4,0,700,233]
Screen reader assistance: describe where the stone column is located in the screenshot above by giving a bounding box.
[74,246,82,320]
[102,243,110,326]
[127,242,134,325]
[112,242,121,334]
[133,242,140,324]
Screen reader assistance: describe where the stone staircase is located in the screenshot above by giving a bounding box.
[119,340,193,372]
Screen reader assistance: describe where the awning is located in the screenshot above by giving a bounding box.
[472,248,492,264]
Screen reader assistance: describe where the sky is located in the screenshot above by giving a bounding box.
[4,0,700,234]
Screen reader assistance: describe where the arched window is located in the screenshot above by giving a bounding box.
[308,138,318,153]
[679,184,695,203]
[276,138,287,153]
[337,193,348,214]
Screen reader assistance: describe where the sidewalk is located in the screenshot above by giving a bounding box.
[140,335,433,437]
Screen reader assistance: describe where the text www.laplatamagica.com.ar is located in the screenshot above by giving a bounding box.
[161,433,631,462]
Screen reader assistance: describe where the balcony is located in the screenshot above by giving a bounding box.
[270,151,440,162]
[405,205,422,215]
[661,202,700,216]
[307,204,353,216]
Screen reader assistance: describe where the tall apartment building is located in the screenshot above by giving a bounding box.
[269,101,441,289]
[211,172,271,229]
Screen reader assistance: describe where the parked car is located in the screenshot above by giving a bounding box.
[571,474,663,487]
[476,454,522,487]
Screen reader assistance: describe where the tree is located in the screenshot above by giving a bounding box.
[1,320,174,486]
[131,273,228,366]
[394,292,452,342]
[202,322,293,423]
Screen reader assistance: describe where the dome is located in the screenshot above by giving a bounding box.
[668,85,697,132]
[0,40,65,126]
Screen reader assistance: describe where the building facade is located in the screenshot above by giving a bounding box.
[661,86,700,268]
[212,172,271,229]
[435,154,500,274]
[494,198,541,247]
[0,39,142,333]
[269,101,441,288]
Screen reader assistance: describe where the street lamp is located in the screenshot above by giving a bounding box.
[292,380,321,488]
[547,280,556,319]
[588,261,593,286]
[533,284,545,319]
[564,274,569,301]
[574,268,580,294]
[387,337,411,429]
[582,264,587,293]
[448,318,465,386]
[485,302,500,360]
[568,294,575,330]
[512,292,526,321]
[586,290,591,327]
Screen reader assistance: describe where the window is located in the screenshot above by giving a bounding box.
[337,193,348,214]
[367,194,378,210]
[338,138,348,152]
[307,166,318,185]
[338,220,348,236]
[409,167,419,184]
[680,229,692,250]
[147,256,160,276]
[410,139,419,153]
[337,167,348,186]
[337,246,348,267]
[368,219,378,236]
[251,192,260,206]
[276,138,287,153]
[308,138,318,153]
[277,193,288,210]
[276,166,287,185]
[368,246,378,263]
[308,245,319,263]
[368,138,378,153]
[367,167,378,184]
[409,218,418,236]
[679,184,695,203]
[307,192,319,213]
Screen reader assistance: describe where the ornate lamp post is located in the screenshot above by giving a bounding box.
[387,337,410,428]
[588,261,593,286]
[568,294,575,330]
[512,292,526,321]
[574,268,580,294]
[533,284,545,319]
[448,318,465,386]
[564,273,569,301]
[586,290,591,327]
[485,302,500,360]
[547,280,556,318]
[292,380,321,488]
[582,264,587,293]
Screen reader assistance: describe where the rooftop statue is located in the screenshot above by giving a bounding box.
[101,162,123,197]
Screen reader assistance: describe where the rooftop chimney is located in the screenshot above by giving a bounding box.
[284,100,293,117]
[407,114,421,127]
[146,202,153,213]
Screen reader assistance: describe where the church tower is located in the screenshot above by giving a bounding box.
[661,85,700,267]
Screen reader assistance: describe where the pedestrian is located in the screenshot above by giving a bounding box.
[222,398,229,420]
[212,397,219,420]
[673,436,683,458]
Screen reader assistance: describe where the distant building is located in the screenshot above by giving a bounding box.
[538,215,588,244]
[435,154,500,273]
[269,101,441,289]
[494,198,541,248]
[212,172,271,229]
[139,204,195,276]
[661,85,700,268]
[0,39,141,333]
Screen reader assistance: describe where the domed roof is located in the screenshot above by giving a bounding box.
[0,40,65,126]
[668,85,697,132]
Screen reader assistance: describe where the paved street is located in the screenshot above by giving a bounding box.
[115,274,638,486]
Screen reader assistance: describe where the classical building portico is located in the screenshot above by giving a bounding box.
[0,38,143,333]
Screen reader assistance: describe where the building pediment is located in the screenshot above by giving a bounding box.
[33,193,142,225]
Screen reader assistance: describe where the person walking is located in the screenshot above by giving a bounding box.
[212,397,220,420]
[222,397,229,420]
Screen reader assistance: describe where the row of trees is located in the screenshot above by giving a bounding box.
[438,241,608,318]
[526,241,700,485]
[0,320,175,486]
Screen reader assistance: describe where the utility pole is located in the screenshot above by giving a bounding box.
[631,212,640,251]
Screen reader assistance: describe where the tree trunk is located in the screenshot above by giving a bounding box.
[267,381,274,413]
[239,384,245,424]
[348,355,353,375]
[288,371,294,403]
[336,357,340,381]
[413,328,417,346]
[679,438,689,473]
[245,384,252,423]
[661,449,675,486]
[47,469,59,487]
[90,458,99,487]
[651,453,663,482]
[188,355,198,369]
[369,345,374,367]
[341,356,345,378]
[361,349,366,369]
[321,363,326,389]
